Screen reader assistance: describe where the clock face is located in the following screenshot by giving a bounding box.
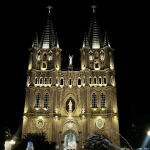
[96,119,103,128]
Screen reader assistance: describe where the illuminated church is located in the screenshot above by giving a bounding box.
[22,5,120,149]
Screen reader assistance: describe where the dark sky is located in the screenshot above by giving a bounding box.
[1,1,149,148]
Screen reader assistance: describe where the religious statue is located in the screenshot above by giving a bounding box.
[69,55,73,66]
[68,100,72,112]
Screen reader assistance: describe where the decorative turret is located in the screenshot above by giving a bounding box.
[54,32,59,48]
[32,32,39,47]
[103,31,111,47]
[82,31,88,47]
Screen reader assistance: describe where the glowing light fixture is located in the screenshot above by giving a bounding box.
[9,140,15,145]
[148,130,150,136]
[93,108,97,111]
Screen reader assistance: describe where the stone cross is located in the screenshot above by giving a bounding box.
[91,5,97,13]
[47,6,53,13]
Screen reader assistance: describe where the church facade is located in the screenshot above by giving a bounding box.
[22,6,120,149]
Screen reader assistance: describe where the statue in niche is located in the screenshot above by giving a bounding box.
[66,98,75,113]
[68,100,72,112]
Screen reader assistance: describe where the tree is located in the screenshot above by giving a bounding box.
[13,132,56,150]
[84,133,119,150]
[0,119,9,150]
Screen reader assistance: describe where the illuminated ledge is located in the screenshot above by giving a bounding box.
[60,85,64,88]
[69,85,72,88]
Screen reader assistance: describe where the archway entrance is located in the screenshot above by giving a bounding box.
[64,133,76,150]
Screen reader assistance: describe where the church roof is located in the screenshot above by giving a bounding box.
[87,11,103,49]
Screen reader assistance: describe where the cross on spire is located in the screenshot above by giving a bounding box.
[47,6,53,13]
[91,5,97,13]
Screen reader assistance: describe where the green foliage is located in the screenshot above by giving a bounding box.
[13,132,56,150]
[0,120,9,150]
[84,134,119,150]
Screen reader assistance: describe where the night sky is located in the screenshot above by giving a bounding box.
[1,1,149,148]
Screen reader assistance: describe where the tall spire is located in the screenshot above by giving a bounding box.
[103,31,111,47]
[32,32,38,47]
[88,6,103,49]
[82,31,88,47]
[39,6,55,49]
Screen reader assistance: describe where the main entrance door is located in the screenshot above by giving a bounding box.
[64,133,76,150]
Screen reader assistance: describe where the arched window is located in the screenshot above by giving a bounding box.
[99,77,102,84]
[100,93,105,108]
[60,78,63,85]
[40,78,43,84]
[35,78,38,85]
[44,93,49,109]
[104,76,106,84]
[78,78,81,85]
[49,77,51,85]
[44,78,47,84]
[92,93,97,108]
[35,93,41,108]
[89,77,92,84]
[94,77,97,84]
[69,79,71,85]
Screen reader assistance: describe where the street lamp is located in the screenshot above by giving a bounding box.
[9,140,15,145]
[147,130,150,136]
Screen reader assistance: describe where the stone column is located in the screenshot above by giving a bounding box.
[85,49,89,68]
[30,69,36,86]
[104,47,109,68]
[113,71,116,87]
[106,68,111,86]
[32,49,37,69]
[85,71,90,86]
[52,71,56,86]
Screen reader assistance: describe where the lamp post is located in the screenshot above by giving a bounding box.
[147,130,150,136]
